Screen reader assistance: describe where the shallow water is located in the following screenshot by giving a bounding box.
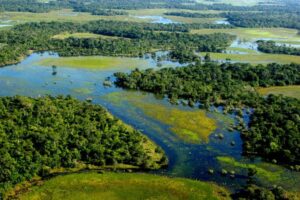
[230,39,259,52]
[133,15,178,24]
[214,19,230,25]
[0,24,12,28]
[0,52,299,192]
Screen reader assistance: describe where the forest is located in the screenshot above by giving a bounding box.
[1,0,300,17]
[114,62,300,167]
[0,21,235,66]
[0,96,167,198]
[225,12,300,30]
[1,0,300,199]
[257,40,300,56]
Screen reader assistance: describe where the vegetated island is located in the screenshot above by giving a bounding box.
[0,95,167,199]
[114,62,300,169]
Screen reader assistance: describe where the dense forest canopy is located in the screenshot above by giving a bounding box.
[0,0,300,199]
[257,40,300,56]
[0,96,167,198]
[0,21,235,66]
[225,12,300,30]
[114,62,300,167]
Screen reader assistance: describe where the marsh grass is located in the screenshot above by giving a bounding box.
[17,172,230,200]
[199,52,300,64]
[191,28,300,43]
[37,56,149,70]
[257,86,300,99]
[104,92,217,144]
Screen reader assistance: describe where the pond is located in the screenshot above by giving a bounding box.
[132,15,179,24]
[0,52,299,192]
[214,19,231,25]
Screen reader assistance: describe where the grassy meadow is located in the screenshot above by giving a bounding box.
[15,172,230,200]
[191,28,300,43]
[257,86,300,99]
[0,8,224,25]
[52,32,102,39]
[0,9,153,25]
[199,52,300,64]
[193,28,300,64]
[52,32,124,40]
[37,56,150,70]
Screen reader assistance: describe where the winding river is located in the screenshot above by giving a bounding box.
[0,52,299,192]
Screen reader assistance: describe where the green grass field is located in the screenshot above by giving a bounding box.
[0,8,226,25]
[257,86,300,99]
[52,32,123,40]
[191,28,300,43]
[52,32,102,39]
[0,9,153,24]
[194,28,300,64]
[37,56,150,70]
[15,173,230,200]
[199,52,300,64]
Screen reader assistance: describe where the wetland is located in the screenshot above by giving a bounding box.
[1,52,299,196]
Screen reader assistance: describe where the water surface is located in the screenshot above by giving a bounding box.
[133,15,178,24]
[0,52,299,192]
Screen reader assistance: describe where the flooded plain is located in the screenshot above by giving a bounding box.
[0,52,299,192]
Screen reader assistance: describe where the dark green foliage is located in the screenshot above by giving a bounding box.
[168,46,198,63]
[114,62,300,166]
[257,40,300,56]
[0,21,235,66]
[0,96,161,197]
[225,12,300,29]
[232,184,291,200]
[73,5,128,16]
[164,12,222,18]
[243,95,300,165]
[114,62,300,107]
[0,0,71,13]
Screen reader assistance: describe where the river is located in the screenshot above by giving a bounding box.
[0,52,299,192]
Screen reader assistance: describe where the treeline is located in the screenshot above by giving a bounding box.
[71,0,300,13]
[164,12,222,18]
[257,40,300,56]
[114,62,300,167]
[0,21,235,66]
[243,95,300,167]
[225,12,300,30]
[0,0,70,13]
[0,96,167,198]
[1,0,300,25]
[114,62,300,107]
[73,5,128,16]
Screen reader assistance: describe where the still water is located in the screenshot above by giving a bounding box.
[0,52,299,192]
